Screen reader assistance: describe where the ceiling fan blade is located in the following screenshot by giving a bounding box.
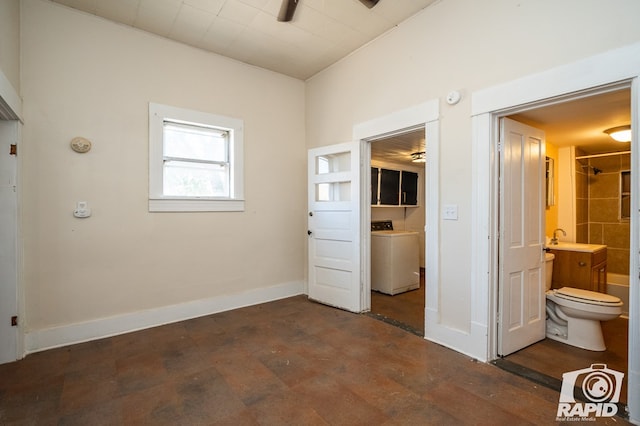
[358,0,380,8]
[277,0,299,22]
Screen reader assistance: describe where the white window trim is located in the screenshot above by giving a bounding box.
[149,103,244,212]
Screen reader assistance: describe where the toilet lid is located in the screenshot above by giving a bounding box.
[555,287,622,306]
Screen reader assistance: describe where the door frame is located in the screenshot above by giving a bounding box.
[352,100,439,328]
[471,42,640,422]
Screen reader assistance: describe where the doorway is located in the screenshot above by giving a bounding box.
[368,128,426,335]
[348,99,439,337]
[495,86,632,403]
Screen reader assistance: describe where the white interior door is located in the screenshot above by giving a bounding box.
[308,142,362,312]
[498,117,546,356]
[0,120,18,364]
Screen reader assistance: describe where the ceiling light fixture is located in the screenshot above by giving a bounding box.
[411,152,426,163]
[604,125,632,143]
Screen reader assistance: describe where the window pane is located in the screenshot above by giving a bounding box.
[316,152,350,174]
[318,157,329,174]
[163,160,229,197]
[164,122,227,162]
[315,181,350,201]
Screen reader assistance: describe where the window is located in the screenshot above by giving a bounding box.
[149,103,244,212]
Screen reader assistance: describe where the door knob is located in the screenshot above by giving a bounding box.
[307,230,312,236]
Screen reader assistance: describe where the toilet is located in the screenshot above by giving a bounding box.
[544,252,623,351]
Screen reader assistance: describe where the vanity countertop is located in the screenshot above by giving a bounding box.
[546,242,607,253]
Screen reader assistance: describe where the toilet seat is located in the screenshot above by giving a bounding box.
[552,287,623,307]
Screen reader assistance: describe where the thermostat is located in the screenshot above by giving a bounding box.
[70,137,92,153]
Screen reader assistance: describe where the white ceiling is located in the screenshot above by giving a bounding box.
[50,0,438,80]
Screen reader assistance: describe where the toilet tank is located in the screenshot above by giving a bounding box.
[545,252,555,290]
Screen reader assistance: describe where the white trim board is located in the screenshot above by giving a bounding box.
[24,280,305,354]
[425,309,488,361]
[353,100,439,140]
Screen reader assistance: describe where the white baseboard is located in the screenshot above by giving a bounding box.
[24,280,305,355]
[424,308,488,362]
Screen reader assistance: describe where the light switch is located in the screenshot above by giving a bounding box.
[443,204,458,220]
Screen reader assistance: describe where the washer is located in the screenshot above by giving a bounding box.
[371,221,420,295]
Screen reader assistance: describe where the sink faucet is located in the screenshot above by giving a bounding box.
[550,228,566,245]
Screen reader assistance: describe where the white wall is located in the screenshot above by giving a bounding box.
[306,0,640,338]
[20,0,306,346]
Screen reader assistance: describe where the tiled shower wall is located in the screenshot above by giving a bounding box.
[576,152,630,275]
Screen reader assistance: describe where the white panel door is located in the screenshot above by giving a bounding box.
[308,142,361,312]
[498,118,546,356]
[0,120,18,364]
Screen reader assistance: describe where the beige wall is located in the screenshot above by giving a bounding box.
[21,0,306,332]
[306,0,640,332]
[0,0,20,93]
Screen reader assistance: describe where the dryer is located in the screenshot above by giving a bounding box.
[371,221,420,295]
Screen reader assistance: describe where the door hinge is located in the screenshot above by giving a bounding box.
[11,316,17,326]
[9,144,17,156]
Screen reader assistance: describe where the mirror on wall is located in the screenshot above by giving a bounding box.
[546,157,555,207]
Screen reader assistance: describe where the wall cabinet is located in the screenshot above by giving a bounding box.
[379,168,400,205]
[371,168,379,205]
[401,171,418,205]
[548,248,607,293]
[371,167,419,206]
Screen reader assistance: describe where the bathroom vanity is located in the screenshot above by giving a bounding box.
[547,243,607,293]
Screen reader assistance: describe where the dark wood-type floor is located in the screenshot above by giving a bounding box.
[370,269,630,410]
[370,269,425,336]
[0,295,629,425]
[506,317,629,404]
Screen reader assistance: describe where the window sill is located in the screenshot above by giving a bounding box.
[149,198,245,212]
